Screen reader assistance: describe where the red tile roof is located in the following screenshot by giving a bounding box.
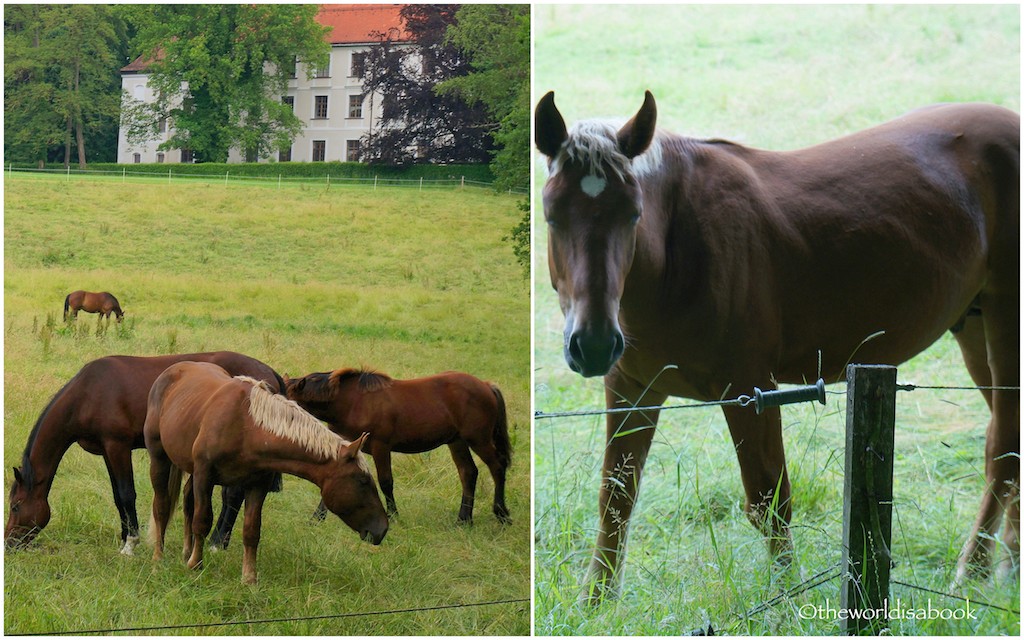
[318,4,411,44]
[121,4,410,72]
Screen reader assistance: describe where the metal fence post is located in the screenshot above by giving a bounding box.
[841,364,896,635]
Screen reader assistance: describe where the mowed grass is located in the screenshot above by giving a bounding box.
[533,4,1019,635]
[3,175,530,635]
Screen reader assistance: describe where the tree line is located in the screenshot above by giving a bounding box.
[4,4,529,194]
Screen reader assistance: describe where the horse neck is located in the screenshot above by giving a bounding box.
[253,435,338,489]
[626,135,706,303]
[20,400,79,495]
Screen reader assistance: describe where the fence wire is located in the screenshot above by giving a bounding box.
[535,380,1019,422]
[11,597,530,636]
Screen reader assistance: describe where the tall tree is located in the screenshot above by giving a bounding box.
[436,4,530,191]
[4,5,122,167]
[123,5,329,163]
[359,4,492,165]
[436,5,531,277]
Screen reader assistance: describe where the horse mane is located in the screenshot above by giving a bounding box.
[330,368,393,393]
[550,119,666,182]
[237,376,353,462]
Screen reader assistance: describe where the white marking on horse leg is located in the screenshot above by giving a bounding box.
[120,535,140,556]
[581,174,607,198]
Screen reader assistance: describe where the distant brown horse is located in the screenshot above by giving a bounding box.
[5,351,284,554]
[285,368,512,524]
[535,91,1019,601]
[145,362,388,584]
[64,290,124,323]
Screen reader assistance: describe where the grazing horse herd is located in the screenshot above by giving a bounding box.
[6,325,512,582]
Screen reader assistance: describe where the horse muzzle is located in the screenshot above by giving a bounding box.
[565,325,625,378]
[360,519,388,545]
[4,526,40,550]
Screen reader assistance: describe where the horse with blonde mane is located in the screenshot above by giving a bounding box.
[145,361,388,584]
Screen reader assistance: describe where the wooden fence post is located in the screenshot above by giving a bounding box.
[841,364,896,635]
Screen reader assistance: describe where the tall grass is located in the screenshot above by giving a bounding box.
[4,176,530,635]
[533,4,1019,635]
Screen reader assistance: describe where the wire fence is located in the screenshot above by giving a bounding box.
[4,164,529,195]
[11,597,530,636]
[536,376,1020,632]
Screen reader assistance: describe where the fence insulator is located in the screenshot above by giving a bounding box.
[752,379,826,414]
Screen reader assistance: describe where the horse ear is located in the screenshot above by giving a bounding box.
[616,90,657,159]
[535,91,568,158]
[13,467,23,484]
[343,432,370,459]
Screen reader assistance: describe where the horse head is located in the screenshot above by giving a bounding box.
[5,466,50,549]
[536,90,658,377]
[321,433,388,544]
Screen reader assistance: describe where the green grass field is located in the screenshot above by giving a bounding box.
[533,4,1019,635]
[3,175,530,635]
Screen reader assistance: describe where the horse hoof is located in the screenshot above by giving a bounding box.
[119,535,140,556]
[457,516,473,526]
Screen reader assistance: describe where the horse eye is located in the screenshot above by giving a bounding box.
[11,503,19,513]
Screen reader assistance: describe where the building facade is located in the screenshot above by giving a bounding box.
[116,5,410,164]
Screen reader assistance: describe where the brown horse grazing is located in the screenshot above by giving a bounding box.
[145,362,388,584]
[5,351,285,554]
[64,290,124,323]
[535,91,1019,601]
[285,368,512,524]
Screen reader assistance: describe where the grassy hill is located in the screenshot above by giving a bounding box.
[3,175,530,635]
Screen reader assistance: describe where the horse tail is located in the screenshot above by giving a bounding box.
[63,294,70,321]
[147,464,183,547]
[489,383,512,469]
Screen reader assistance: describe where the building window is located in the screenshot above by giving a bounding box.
[312,140,326,162]
[286,56,297,78]
[245,147,258,163]
[314,57,330,78]
[279,147,292,162]
[282,96,294,112]
[346,140,361,162]
[351,52,366,77]
[181,149,194,163]
[314,95,328,119]
[133,153,141,164]
[157,117,167,133]
[348,94,363,119]
[156,153,165,163]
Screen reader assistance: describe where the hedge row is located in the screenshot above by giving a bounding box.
[10,161,495,184]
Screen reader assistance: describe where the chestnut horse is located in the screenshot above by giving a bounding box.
[64,290,124,323]
[5,351,285,554]
[145,362,388,584]
[535,91,1019,601]
[285,368,512,524]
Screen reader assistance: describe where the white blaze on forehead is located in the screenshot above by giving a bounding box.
[580,174,607,198]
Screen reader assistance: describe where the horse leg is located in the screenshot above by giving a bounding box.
[721,400,793,563]
[181,476,195,563]
[371,444,399,518]
[209,485,244,551]
[956,295,1021,584]
[186,465,215,571]
[581,371,664,604]
[464,438,511,524]
[311,499,329,522]
[102,443,140,556]
[448,440,479,524]
[148,451,173,562]
[241,488,268,584]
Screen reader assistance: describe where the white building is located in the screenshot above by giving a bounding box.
[116,4,410,164]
